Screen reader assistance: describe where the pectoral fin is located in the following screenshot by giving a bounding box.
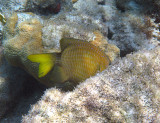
[27,53,56,78]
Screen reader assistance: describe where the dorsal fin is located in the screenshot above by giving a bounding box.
[60,38,87,51]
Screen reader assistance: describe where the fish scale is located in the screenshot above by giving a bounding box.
[61,42,109,82]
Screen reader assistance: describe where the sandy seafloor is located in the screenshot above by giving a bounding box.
[0,0,160,122]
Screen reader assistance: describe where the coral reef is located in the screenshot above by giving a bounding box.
[22,46,160,123]
[2,0,158,57]
[0,0,160,122]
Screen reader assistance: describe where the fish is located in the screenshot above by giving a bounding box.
[27,38,110,83]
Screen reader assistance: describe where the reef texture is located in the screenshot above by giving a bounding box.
[22,46,160,123]
[0,0,160,122]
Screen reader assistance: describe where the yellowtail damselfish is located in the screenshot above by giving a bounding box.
[27,38,110,83]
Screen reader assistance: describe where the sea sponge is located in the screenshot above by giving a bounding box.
[4,14,43,67]
[22,46,160,123]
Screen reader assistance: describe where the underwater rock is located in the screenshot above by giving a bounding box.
[107,13,152,56]
[32,0,59,8]
[0,0,27,18]
[26,0,72,15]
[107,0,160,56]
[22,46,160,123]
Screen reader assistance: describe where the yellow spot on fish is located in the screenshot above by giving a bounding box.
[28,38,110,83]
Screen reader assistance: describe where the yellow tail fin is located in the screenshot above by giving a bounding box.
[27,53,56,78]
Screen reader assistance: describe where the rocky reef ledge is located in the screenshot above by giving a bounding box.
[22,47,160,123]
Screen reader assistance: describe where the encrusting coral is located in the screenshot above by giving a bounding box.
[22,46,160,123]
[3,13,120,88]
